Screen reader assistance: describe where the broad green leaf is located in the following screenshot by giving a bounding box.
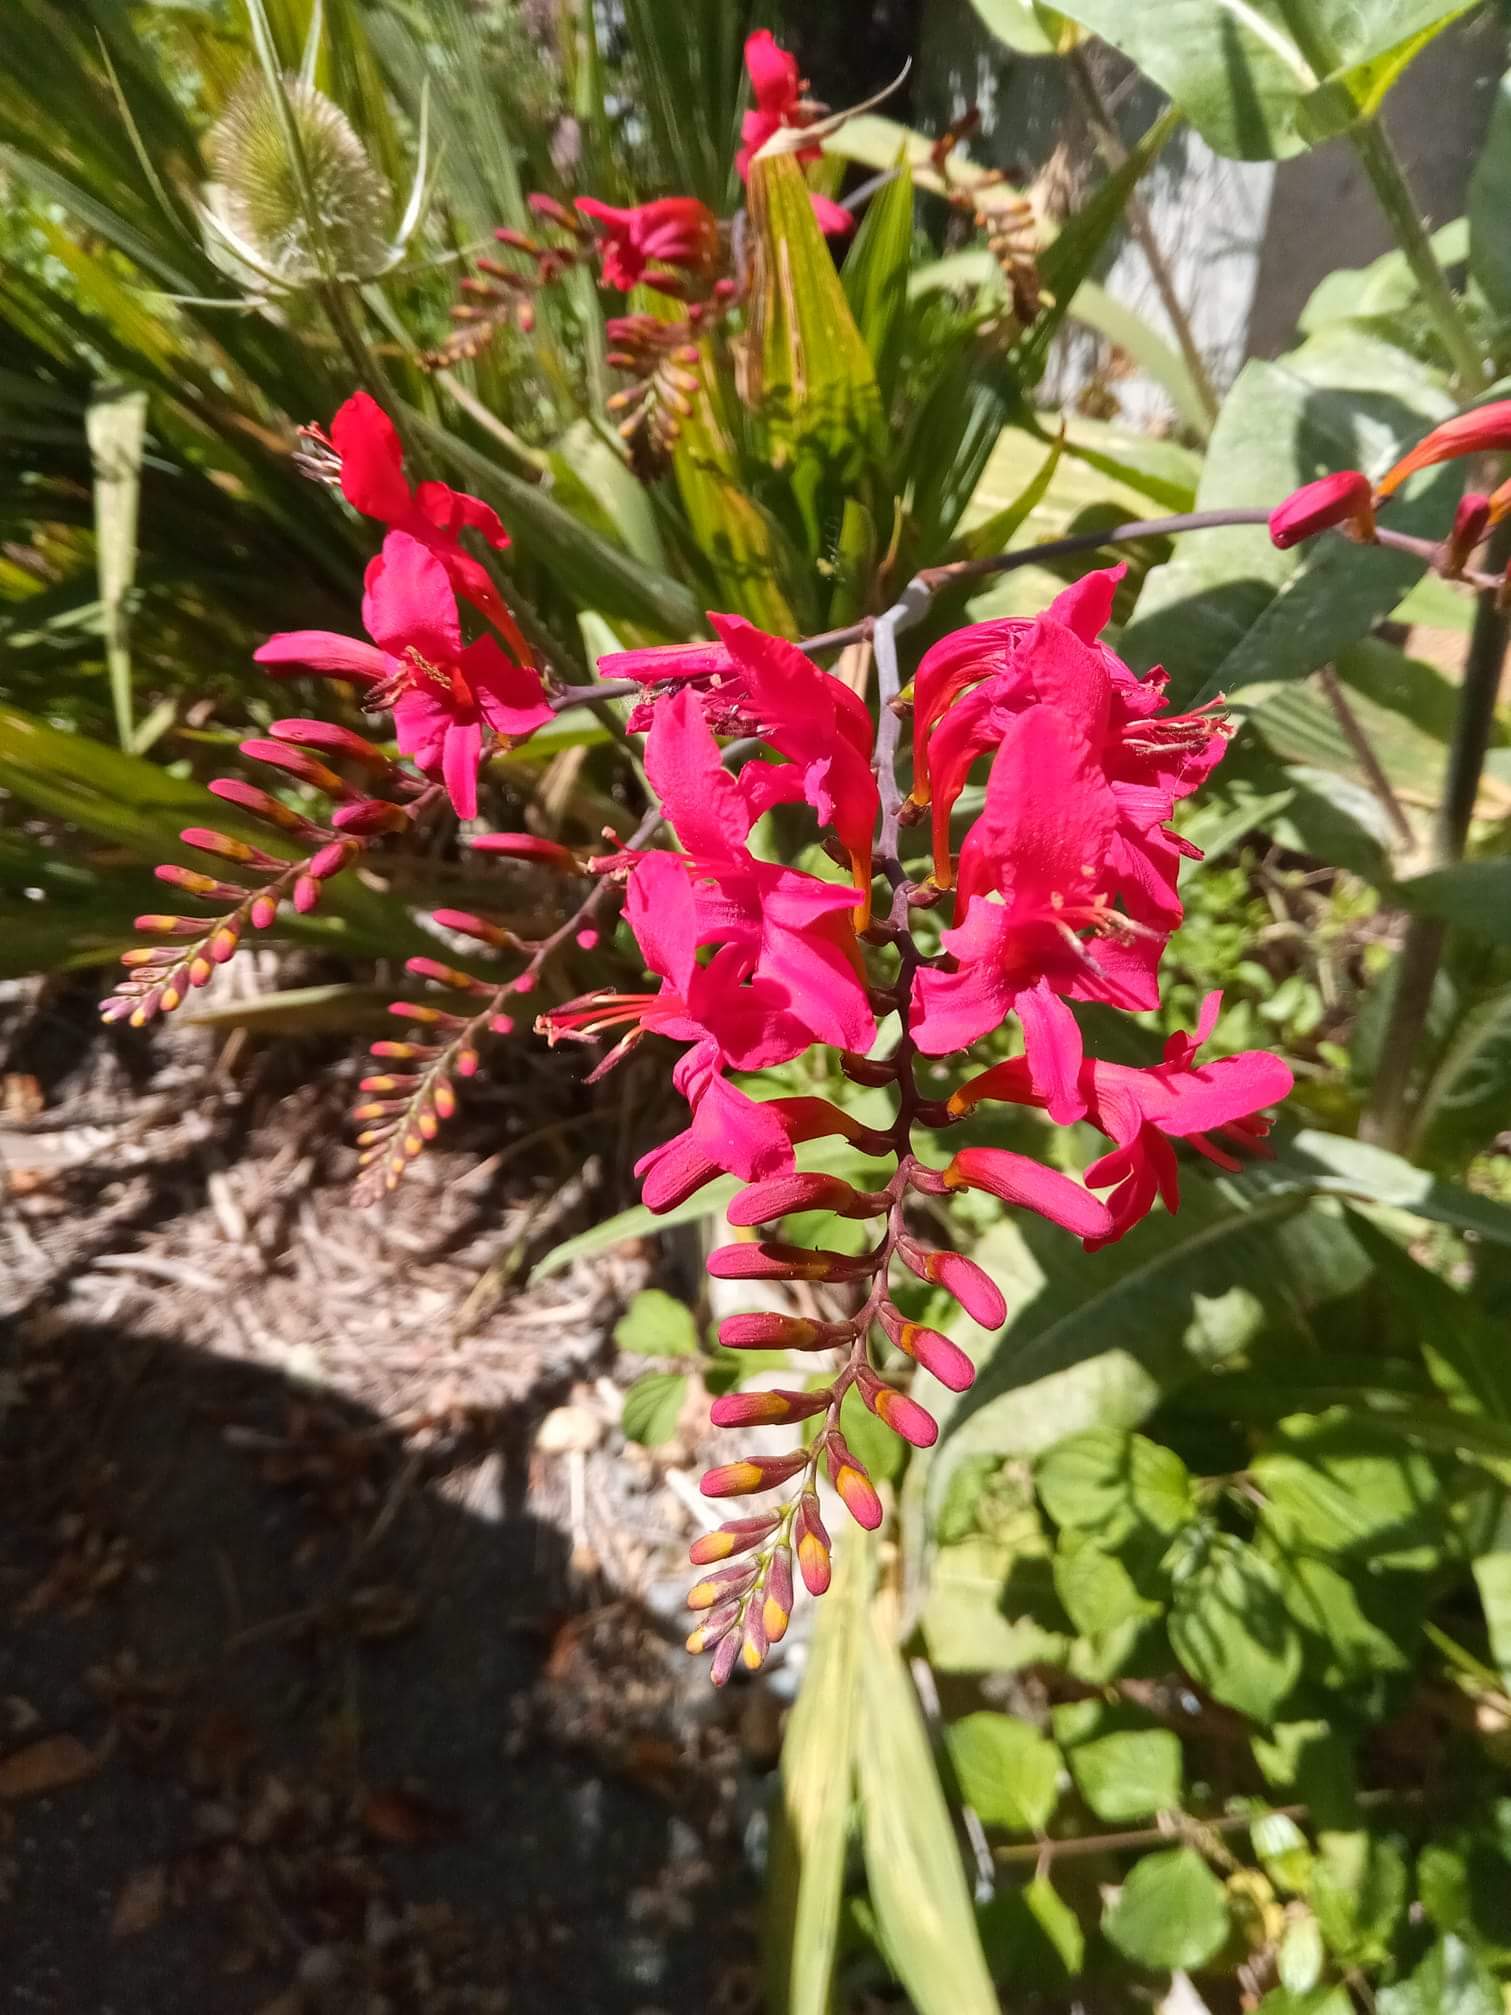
[1036,1429,1195,1545]
[1413,983,1511,1167]
[621,1371,688,1447]
[1261,1537,1421,1694]
[1377,1934,1502,2015]
[966,0,1060,52]
[1053,0,1471,160]
[945,1711,1061,1833]
[1470,70,1511,321]
[1124,324,1455,706]
[1252,1411,1443,1569]
[1276,1127,1511,1248]
[858,1600,998,2015]
[1309,1831,1410,1968]
[1277,1915,1326,1993]
[765,1533,871,2015]
[1394,861,1511,944]
[744,151,884,481]
[1169,1534,1302,1721]
[1056,1712,1183,1822]
[612,1288,700,1359]
[922,1535,1070,1674]
[1102,1847,1230,1970]
[1053,1531,1163,1636]
[1300,220,1469,337]
[1253,1811,1316,1895]
[85,383,147,750]
[1256,1988,1354,2015]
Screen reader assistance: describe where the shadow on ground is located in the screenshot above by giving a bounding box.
[1,1311,759,2015]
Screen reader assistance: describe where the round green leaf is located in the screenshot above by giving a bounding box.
[1169,1536,1302,1722]
[946,1712,1062,1834]
[621,1371,688,1447]
[1102,1846,1230,1971]
[1065,1727,1182,1824]
[613,1288,700,1359]
[1036,1429,1194,1544]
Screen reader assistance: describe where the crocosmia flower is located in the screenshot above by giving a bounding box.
[254,531,552,818]
[320,392,532,660]
[736,29,854,238]
[575,195,720,292]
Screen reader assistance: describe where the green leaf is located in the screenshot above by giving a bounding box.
[1377,1935,1503,2015]
[612,1288,701,1359]
[857,1604,998,2015]
[1169,1534,1302,1722]
[745,151,884,482]
[976,1878,1084,1987]
[946,1712,1061,1833]
[1471,70,1511,321]
[1308,1830,1409,1966]
[85,383,147,750]
[1276,1127,1511,1249]
[1413,982,1511,1167]
[1123,323,1455,706]
[841,156,914,411]
[1256,1988,1354,2015]
[1036,1429,1195,1545]
[765,1532,871,2015]
[1062,1721,1183,1823]
[1053,0,1471,160]
[1252,1411,1444,1570]
[966,0,1060,53]
[1053,1530,1163,1637]
[621,1371,688,1447]
[1277,1914,1326,1993]
[1102,1846,1230,1971]
[922,1535,1070,1675]
[1394,862,1511,944]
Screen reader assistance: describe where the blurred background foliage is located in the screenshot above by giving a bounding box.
[6,2,1511,2012]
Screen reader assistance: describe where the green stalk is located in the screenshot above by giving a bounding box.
[1349,119,1487,395]
[1274,0,1485,392]
[1365,533,1511,1149]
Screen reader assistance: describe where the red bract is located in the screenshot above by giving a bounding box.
[322,392,532,660]
[254,531,553,819]
[575,195,720,291]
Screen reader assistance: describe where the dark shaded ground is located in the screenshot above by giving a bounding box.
[0,978,763,2014]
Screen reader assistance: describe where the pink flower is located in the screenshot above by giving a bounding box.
[254,531,552,819]
[1268,470,1375,549]
[322,393,533,661]
[575,195,720,291]
[634,1094,887,1213]
[909,706,1127,1121]
[950,992,1293,1246]
[736,29,855,240]
[1374,400,1511,501]
[939,1146,1114,1243]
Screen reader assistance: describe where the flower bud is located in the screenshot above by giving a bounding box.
[1441,491,1491,576]
[942,1148,1113,1242]
[896,1237,1007,1330]
[856,1368,938,1448]
[467,832,581,870]
[880,1304,976,1392]
[1374,400,1511,500]
[700,1452,808,1498]
[134,914,209,938]
[686,1562,759,1610]
[740,1600,770,1673]
[709,1627,742,1687]
[405,956,495,995]
[794,1493,832,1595]
[269,718,393,767]
[1267,470,1375,549]
[430,908,517,949]
[717,1311,830,1351]
[331,798,411,835]
[689,1514,781,1566]
[762,1545,795,1645]
[685,1600,741,1655]
[706,1240,877,1283]
[208,777,322,837]
[180,826,280,870]
[292,874,322,913]
[248,895,278,930]
[307,840,357,881]
[709,1388,831,1428]
[239,739,355,800]
[726,1173,886,1226]
[825,1437,883,1530]
[209,921,242,961]
[154,865,246,901]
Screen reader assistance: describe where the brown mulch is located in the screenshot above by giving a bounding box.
[0,975,766,2014]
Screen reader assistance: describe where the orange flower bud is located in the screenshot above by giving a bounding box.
[1375,400,1511,500]
[700,1452,808,1498]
